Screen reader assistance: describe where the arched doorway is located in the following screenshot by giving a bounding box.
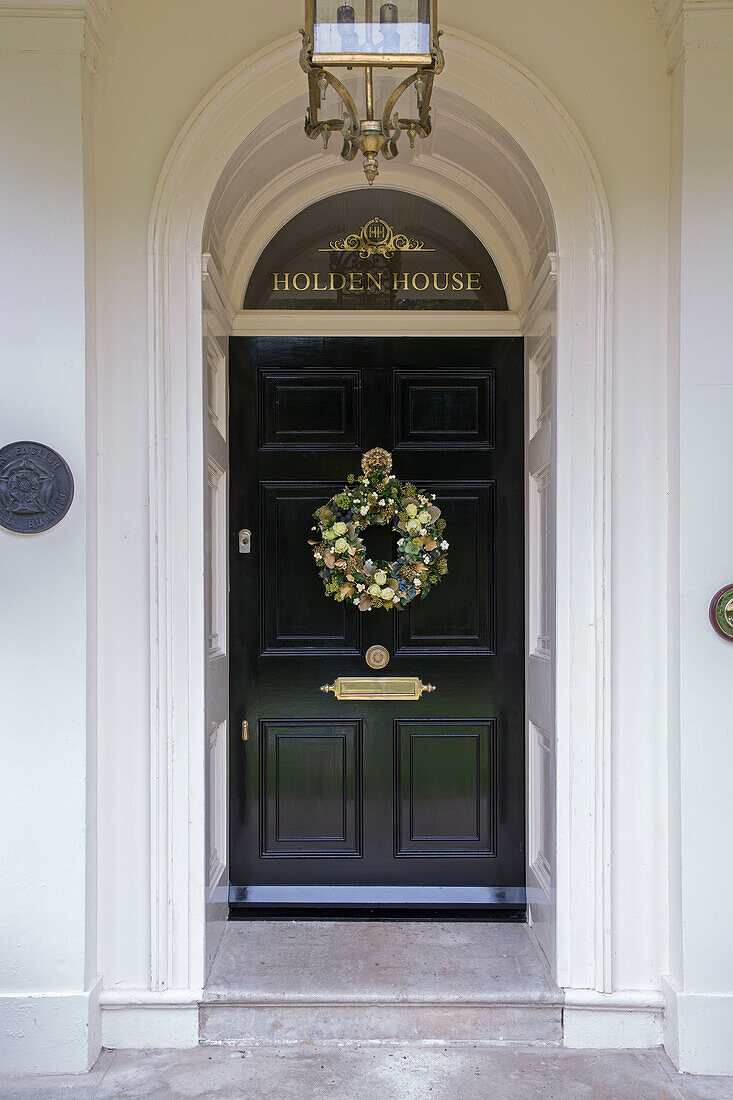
[147,28,612,1007]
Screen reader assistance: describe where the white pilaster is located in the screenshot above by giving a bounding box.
[662,0,733,1077]
[0,1,106,1075]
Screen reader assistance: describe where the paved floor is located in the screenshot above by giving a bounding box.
[2,1044,733,1099]
[5,926,731,1097]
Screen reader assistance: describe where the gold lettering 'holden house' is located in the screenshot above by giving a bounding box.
[266,214,486,307]
[272,271,482,293]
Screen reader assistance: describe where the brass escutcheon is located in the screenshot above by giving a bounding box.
[366,645,390,670]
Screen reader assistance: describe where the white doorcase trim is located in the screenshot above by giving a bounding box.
[232,310,521,337]
[147,28,613,997]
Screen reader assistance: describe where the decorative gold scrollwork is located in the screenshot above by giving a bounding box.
[321,218,435,259]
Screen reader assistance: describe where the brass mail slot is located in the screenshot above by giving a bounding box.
[320,677,435,701]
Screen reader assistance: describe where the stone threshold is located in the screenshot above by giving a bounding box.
[201,921,563,1045]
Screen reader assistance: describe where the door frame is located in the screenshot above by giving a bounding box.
[147,29,612,1001]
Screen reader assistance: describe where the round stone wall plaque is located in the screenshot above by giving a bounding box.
[0,441,74,534]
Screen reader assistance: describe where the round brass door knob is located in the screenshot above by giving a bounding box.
[365,645,390,670]
[710,585,733,642]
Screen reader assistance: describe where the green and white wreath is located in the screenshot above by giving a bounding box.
[309,447,449,612]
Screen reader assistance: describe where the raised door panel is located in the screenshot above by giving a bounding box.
[261,720,362,857]
[526,319,557,967]
[260,482,361,655]
[394,371,495,450]
[395,483,496,655]
[395,720,497,857]
[259,370,361,451]
[204,322,229,974]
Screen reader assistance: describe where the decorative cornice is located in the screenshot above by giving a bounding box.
[202,253,236,333]
[653,0,683,38]
[653,0,733,69]
[0,2,110,72]
[0,1,109,25]
[518,252,558,332]
[82,0,110,66]
[81,0,110,73]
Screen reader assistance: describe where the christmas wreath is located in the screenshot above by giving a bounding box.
[309,447,449,612]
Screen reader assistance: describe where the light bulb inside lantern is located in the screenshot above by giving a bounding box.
[380,2,400,52]
[336,2,359,51]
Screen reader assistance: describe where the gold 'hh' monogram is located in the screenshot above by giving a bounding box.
[320,217,436,259]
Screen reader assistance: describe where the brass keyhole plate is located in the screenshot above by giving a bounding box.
[366,645,390,670]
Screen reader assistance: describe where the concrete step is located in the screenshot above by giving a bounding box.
[200,921,563,1046]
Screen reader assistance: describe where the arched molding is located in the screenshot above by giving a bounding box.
[221,157,529,313]
[147,26,613,999]
[203,82,555,314]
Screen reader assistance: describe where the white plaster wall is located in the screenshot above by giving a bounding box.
[676,42,733,992]
[0,22,99,1073]
[665,22,733,1074]
[95,0,670,1000]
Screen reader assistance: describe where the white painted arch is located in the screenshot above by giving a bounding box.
[202,82,558,314]
[147,26,612,1005]
[220,159,529,314]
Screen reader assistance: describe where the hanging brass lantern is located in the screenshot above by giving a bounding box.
[300,1,444,185]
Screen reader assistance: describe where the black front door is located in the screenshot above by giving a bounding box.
[229,337,524,913]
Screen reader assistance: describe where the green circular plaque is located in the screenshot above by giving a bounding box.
[709,585,733,642]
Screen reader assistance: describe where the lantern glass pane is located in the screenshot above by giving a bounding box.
[313,0,431,59]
